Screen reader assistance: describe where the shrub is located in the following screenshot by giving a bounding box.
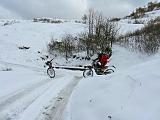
[117,20,160,55]
[110,18,121,22]
[48,34,76,60]
[18,46,30,50]
[1,68,12,71]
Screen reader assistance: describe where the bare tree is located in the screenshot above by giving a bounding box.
[94,14,118,52]
[79,32,91,57]
[88,9,95,37]
[117,19,160,55]
[61,34,75,60]
[79,10,119,56]
[82,14,87,24]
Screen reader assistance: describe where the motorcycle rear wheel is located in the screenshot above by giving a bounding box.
[83,69,93,78]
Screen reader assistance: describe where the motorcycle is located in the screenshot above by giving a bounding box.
[83,60,116,78]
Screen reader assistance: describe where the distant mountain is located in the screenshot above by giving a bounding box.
[110,2,160,24]
[114,1,160,25]
[126,1,160,19]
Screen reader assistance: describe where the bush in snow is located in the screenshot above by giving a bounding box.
[133,19,144,24]
[51,20,62,24]
[47,10,118,59]
[118,19,160,55]
[79,10,118,57]
[151,16,160,24]
[1,68,12,71]
[126,1,160,19]
[18,46,30,50]
[81,14,87,24]
[147,1,160,12]
[48,34,76,60]
[2,20,19,26]
[33,18,63,24]
[109,17,121,22]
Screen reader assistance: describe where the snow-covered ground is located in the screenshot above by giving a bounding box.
[0,9,160,120]
[0,19,86,67]
[118,9,160,35]
[120,9,160,24]
[0,64,83,120]
[0,19,87,120]
[63,45,160,120]
[118,22,144,35]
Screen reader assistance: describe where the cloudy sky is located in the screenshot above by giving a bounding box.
[0,0,159,19]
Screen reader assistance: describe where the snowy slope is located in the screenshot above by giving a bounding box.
[117,22,144,35]
[118,9,160,35]
[0,19,86,67]
[120,9,160,24]
[0,6,160,120]
[64,46,160,120]
[0,19,87,120]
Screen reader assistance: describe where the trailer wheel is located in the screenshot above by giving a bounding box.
[47,67,55,78]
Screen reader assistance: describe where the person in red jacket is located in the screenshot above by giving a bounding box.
[94,47,112,72]
[97,52,108,69]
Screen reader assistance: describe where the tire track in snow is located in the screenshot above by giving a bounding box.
[0,60,43,72]
[0,75,63,120]
[37,76,82,120]
[0,79,50,111]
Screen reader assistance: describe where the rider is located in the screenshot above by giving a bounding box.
[96,52,108,69]
[94,47,112,71]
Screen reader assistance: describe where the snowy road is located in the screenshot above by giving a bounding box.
[37,76,82,120]
[0,78,52,120]
[0,61,83,120]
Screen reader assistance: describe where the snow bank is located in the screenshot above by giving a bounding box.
[118,22,144,35]
[64,46,160,120]
[118,9,160,35]
[0,19,86,67]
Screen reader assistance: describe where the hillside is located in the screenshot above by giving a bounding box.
[119,9,160,25]
[0,2,160,120]
[0,19,88,120]
[62,4,160,120]
[123,2,160,23]
[64,49,160,120]
[0,19,86,67]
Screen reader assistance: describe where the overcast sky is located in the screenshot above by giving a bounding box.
[0,0,159,19]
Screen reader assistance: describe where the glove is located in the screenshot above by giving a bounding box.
[97,62,101,65]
